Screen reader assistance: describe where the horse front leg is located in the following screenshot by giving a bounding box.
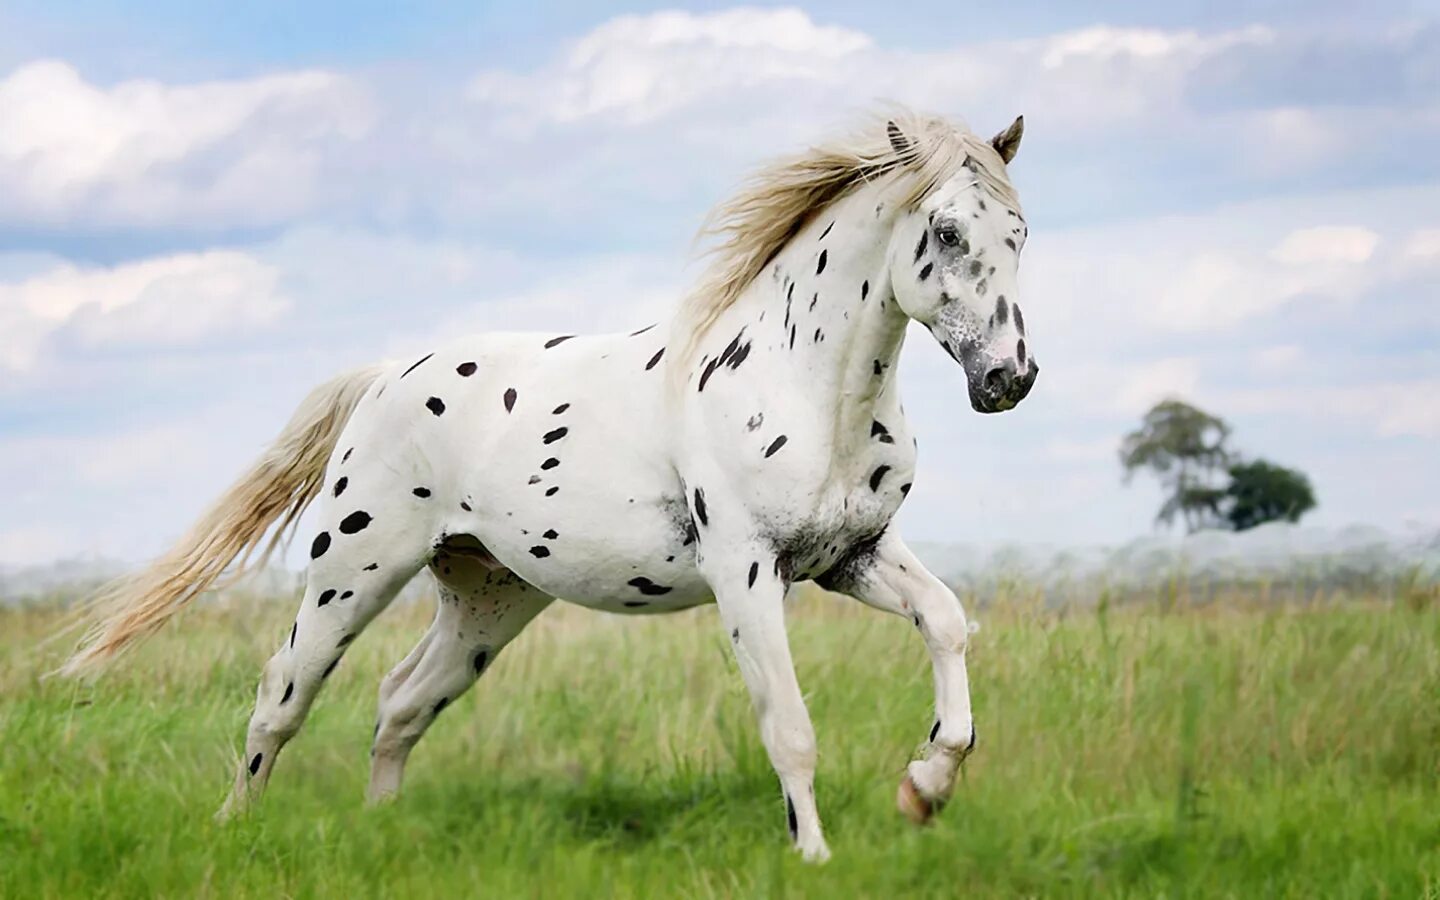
[829,531,976,823]
[701,542,830,862]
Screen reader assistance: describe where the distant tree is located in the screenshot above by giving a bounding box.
[1222,459,1316,531]
[1120,399,1234,532]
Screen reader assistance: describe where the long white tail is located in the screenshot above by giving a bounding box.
[59,366,384,677]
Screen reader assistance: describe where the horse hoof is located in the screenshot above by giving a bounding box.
[897,775,935,825]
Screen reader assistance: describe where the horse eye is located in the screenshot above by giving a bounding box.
[936,227,959,247]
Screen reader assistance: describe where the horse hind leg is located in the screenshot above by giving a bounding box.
[368,554,551,803]
[218,498,432,819]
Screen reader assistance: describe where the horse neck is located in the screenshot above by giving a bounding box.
[732,181,909,439]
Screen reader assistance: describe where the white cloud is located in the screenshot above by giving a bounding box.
[468,8,871,125]
[0,59,372,226]
[1270,226,1380,265]
[0,250,287,371]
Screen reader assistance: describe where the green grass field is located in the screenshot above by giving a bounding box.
[2,585,1438,898]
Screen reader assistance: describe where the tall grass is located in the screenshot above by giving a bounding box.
[2,585,1437,897]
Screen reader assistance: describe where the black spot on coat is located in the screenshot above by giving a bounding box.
[628,576,673,596]
[693,488,708,526]
[413,487,431,498]
[333,476,347,497]
[646,347,665,370]
[504,388,517,412]
[544,335,576,349]
[748,562,759,588]
[529,546,550,558]
[318,589,336,607]
[816,249,827,274]
[426,397,446,416]
[914,231,928,262]
[543,427,568,444]
[339,511,372,534]
[764,435,788,457]
[869,465,891,491]
[249,753,263,776]
[541,457,559,470]
[281,682,294,704]
[457,361,477,376]
[310,532,331,559]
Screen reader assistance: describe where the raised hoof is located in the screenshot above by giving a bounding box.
[897,774,942,825]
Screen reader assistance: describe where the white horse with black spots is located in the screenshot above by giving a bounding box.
[63,109,1036,862]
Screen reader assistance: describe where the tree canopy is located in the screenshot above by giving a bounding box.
[1120,399,1317,533]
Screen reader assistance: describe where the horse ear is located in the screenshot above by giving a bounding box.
[887,120,913,158]
[990,115,1024,164]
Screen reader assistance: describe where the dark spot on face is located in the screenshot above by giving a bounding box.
[1005,237,1017,251]
[248,753,263,776]
[460,501,472,511]
[914,231,928,262]
[930,719,941,742]
[552,403,570,415]
[918,262,933,281]
[310,532,331,559]
[1014,305,1025,335]
[529,545,550,558]
[968,259,983,279]
[456,361,477,376]
[871,420,893,443]
[900,482,912,496]
[426,397,446,416]
[281,682,294,704]
[339,511,372,534]
[869,465,891,491]
[1017,339,1027,366]
[764,435,788,457]
[543,427,568,444]
[816,249,827,274]
[473,650,488,673]
[646,347,665,370]
[628,577,673,596]
[318,589,336,607]
[333,476,347,497]
[544,335,576,349]
[693,488,708,526]
[400,353,433,378]
[541,457,560,470]
[322,658,340,679]
[543,529,558,540]
[994,296,1009,327]
[545,486,559,497]
[433,697,449,716]
[748,562,759,588]
[413,487,431,498]
[786,794,798,841]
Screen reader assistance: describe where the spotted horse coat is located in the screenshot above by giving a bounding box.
[64,111,1038,864]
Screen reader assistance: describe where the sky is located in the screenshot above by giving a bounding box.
[1,1,1438,567]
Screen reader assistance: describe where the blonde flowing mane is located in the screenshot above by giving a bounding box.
[671,108,1020,367]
